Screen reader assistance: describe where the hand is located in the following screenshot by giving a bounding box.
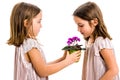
[65,50,81,64]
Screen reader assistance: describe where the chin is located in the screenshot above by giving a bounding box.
[84,36,90,41]
[83,36,87,38]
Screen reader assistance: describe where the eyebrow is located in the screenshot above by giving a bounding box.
[77,23,83,25]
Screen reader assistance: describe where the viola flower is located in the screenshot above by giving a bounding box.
[62,36,85,54]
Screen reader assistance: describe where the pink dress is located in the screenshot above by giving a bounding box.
[14,38,48,80]
[82,37,119,80]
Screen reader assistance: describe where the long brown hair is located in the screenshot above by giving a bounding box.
[73,1,112,41]
[7,2,41,47]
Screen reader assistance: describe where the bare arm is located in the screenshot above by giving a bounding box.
[100,49,119,80]
[28,48,80,77]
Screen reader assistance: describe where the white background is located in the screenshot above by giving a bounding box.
[0,0,120,80]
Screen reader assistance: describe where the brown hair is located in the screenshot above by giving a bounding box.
[73,1,112,41]
[7,2,41,47]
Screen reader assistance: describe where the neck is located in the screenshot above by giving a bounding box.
[88,36,94,44]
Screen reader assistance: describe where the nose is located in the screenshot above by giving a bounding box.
[40,24,42,28]
[77,27,83,34]
[77,27,81,32]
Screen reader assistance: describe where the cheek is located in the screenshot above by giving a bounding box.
[77,27,85,32]
[86,27,94,36]
[77,26,82,31]
[34,26,40,33]
[89,26,95,33]
[33,23,40,31]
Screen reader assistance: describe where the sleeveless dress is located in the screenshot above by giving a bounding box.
[82,37,119,80]
[14,38,48,80]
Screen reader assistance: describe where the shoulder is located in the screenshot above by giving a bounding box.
[22,38,42,53]
[23,38,37,45]
[94,36,113,50]
[95,36,112,44]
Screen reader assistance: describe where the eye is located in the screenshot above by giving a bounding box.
[38,21,41,23]
[37,20,41,23]
[37,19,42,23]
[78,24,84,27]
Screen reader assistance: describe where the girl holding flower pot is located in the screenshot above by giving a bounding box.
[7,2,81,80]
[73,1,119,80]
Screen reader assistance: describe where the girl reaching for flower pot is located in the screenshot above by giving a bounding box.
[7,2,81,80]
[73,1,119,80]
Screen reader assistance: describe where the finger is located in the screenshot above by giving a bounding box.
[74,50,81,54]
[67,51,70,55]
[77,56,81,61]
[74,51,81,56]
[64,50,67,53]
[77,53,81,57]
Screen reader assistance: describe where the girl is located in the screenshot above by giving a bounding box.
[7,2,80,80]
[73,1,119,80]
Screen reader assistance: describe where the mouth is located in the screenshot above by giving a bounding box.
[80,32,84,35]
[81,33,86,37]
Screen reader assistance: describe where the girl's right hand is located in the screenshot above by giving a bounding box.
[65,50,81,64]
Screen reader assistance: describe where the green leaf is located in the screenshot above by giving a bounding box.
[62,45,85,51]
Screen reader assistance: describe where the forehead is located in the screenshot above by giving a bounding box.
[74,16,89,24]
[33,12,42,20]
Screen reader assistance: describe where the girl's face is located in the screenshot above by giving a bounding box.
[32,12,42,37]
[73,16,95,39]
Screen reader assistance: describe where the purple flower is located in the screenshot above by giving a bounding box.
[67,38,73,45]
[72,36,80,42]
[68,38,73,42]
[62,36,85,51]
[67,36,80,46]
[67,40,72,46]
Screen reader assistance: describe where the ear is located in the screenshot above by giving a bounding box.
[24,19,28,27]
[91,18,98,27]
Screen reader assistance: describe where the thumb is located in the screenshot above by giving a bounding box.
[67,51,70,55]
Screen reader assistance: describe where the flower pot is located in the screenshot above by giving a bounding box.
[69,49,78,54]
